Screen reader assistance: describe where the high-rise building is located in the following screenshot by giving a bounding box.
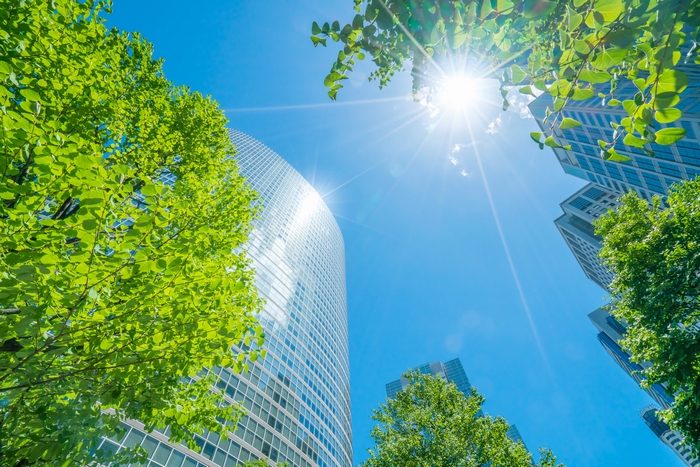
[554,183,618,290]
[386,359,525,450]
[385,359,472,399]
[529,77,700,203]
[642,407,699,467]
[96,130,352,467]
[588,308,673,410]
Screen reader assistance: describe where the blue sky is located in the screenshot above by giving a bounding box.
[108,2,682,466]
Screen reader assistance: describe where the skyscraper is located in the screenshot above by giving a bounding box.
[554,183,618,290]
[385,359,472,399]
[96,130,352,467]
[386,359,526,450]
[588,308,673,410]
[642,407,699,467]
[529,77,700,204]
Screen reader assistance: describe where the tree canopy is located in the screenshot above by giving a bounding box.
[363,371,564,467]
[0,0,263,465]
[312,0,699,157]
[596,178,700,457]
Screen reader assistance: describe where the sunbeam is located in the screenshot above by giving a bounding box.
[463,110,554,378]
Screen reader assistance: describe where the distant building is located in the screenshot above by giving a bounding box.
[386,359,525,450]
[642,407,699,467]
[385,359,471,399]
[588,307,673,410]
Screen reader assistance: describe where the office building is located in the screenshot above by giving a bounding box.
[642,407,699,467]
[529,77,700,203]
[385,359,472,399]
[97,130,352,467]
[386,359,526,450]
[554,183,618,290]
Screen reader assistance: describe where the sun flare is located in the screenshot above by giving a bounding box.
[439,75,480,108]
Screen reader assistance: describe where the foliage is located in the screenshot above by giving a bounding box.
[363,371,564,467]
[596,178,700,456]
[312,0,699,156]
[0,0,264,465]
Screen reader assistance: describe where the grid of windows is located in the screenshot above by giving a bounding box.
[529,78,700,198]
[112,130,352,467]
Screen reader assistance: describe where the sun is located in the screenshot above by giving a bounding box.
[437,75,481,109]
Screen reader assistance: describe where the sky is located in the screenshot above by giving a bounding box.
[108,2,683,466]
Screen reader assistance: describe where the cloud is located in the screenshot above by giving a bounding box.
[452,141,478,153]
[460,170,468,177]
[449,156,459,165]
[507,93,536,119]
[417,88,440,118]
[485,116,503,134]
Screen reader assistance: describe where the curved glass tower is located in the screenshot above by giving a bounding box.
[100,130,351,467]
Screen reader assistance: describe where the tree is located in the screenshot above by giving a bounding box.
[363,371,564,467]
[0,1,264,465]
[312,0,699,157]
[596,178,700,456]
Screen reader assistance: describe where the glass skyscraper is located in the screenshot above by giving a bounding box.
[385,359,526,450]
[97,130,352,467]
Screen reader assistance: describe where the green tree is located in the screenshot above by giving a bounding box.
[363,371,564,467]
[0,0,264,465]
[312,0,699,157]
[596,178,700,456]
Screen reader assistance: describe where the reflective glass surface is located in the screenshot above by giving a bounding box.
[104,130,351,467]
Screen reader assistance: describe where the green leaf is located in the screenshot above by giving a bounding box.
[518,85,534,95]
[20,89,40,101]
[608,99,622,106]
[559,117,582,130]
[656,70,689,94]
[530,131,543,143]
[622,100,637,116]
[311,22,322,35]
[311,36,327,47]
[593,0,624,22]
[623,133,647,148]
[591,48,627,69]
[601,148,632,162]
[0,61,11,75]
[511,64,526,84]
[654,108,681,124]
[654,127,686,145]
[579,69,612,84]
[545,136,569,149]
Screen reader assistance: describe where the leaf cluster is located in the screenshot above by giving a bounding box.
[596,178,700,456]
[363,371,564,467]
[0,0,264,465]
[312,0,699,151]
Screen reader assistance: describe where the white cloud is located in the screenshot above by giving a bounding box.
[507,93,536,119]
[449,156,458,165]
[485,116,503,134]
[417,88,440,118]
[460,170,468,177]
[452,141,478,153]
